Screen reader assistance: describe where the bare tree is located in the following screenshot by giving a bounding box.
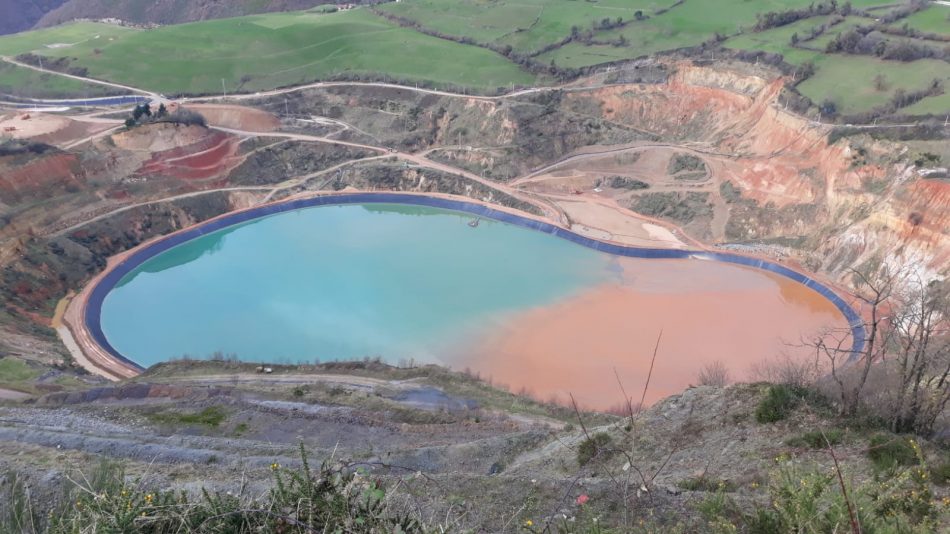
[750,352,822,387]
[812,265,898,417]
[886,278,950,435]
[810,264,949,435]
[696,360,730,387]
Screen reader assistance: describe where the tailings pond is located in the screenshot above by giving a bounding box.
[97,201,851,408]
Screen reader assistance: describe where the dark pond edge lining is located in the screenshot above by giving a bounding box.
[84,192,866,373]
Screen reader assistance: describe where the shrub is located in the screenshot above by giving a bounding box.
[667,153,705,175]
[785,429,843,449]
[632,192,712,224]
[696,360,730,387]
[930,461,950,486]
[678,475,736,492]
[162,109,207,127]
[867,434,919,471]
[577,432,613,466]
[755,384,803,423]
[700,459,940,533]
[607,176,649,189]
[1,471,37,533]
[719,181,742,203]
[0,139,54,157]
[44,445,423,533]
[150,406,227,427]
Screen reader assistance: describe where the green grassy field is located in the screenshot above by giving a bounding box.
[903,91,950,116]
[537,0,859,68]
[0,21,136,56]
[378,0,672,52]
[796,56,950,115]
[805,16,868,50]
[0,357,40,394]
[0,1,945,116]
[723,16,838,65]
[888,4,950,37]
[0,61,119,99]
[0,10,537,95]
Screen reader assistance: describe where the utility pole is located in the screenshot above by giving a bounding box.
[221,78,226,100]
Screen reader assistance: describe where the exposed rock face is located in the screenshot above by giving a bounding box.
[560,63,949,280]
[0,148,84,204]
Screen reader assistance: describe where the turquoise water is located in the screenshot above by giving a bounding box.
[100,204,613,367]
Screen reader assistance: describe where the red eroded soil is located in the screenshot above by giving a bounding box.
[0,152,85,203]
[136,130,243,180]
[580,73,846,208]
[892,178,950,264]
[562,63,948,276]
[185,104,279,132]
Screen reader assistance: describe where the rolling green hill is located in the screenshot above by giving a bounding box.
[0,10,538,95]
[0,1,947,117]
[33,0,341,29]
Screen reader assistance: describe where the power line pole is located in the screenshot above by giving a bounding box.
[221,78,226,100]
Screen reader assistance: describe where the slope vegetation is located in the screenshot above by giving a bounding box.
[36,0,338,28]
[0,10,538,95]
[0,0,66,36]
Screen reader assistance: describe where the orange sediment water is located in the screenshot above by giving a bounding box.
[450,258,848,410]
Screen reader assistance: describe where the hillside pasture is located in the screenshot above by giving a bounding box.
[796,56,950,115]
[804,16,871,50]
[0,10,537,95]
[378,0,673,53]
[888,4,950,37]
[724,16,838,65]
[0,61,120,99]
[537,0,837,69]
[903,91,950,116]
[0,21,136,56]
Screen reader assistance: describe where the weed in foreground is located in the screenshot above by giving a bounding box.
[39,444,425,533]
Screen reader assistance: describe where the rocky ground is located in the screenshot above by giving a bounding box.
[0,361,947,531]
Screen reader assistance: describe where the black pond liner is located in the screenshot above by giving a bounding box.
[84,192,867,371]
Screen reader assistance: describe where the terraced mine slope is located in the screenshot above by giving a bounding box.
[0,10,947,532]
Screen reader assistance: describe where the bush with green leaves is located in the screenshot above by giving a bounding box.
[754,384,826,423]
[36,444,424,533]
[755,385,800,423]
[698,453,942,534]
[678,475,736,493]
[931,461,950,486]
[867,434,920,471]
[577,432,614,466]
[785,429,844,449]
